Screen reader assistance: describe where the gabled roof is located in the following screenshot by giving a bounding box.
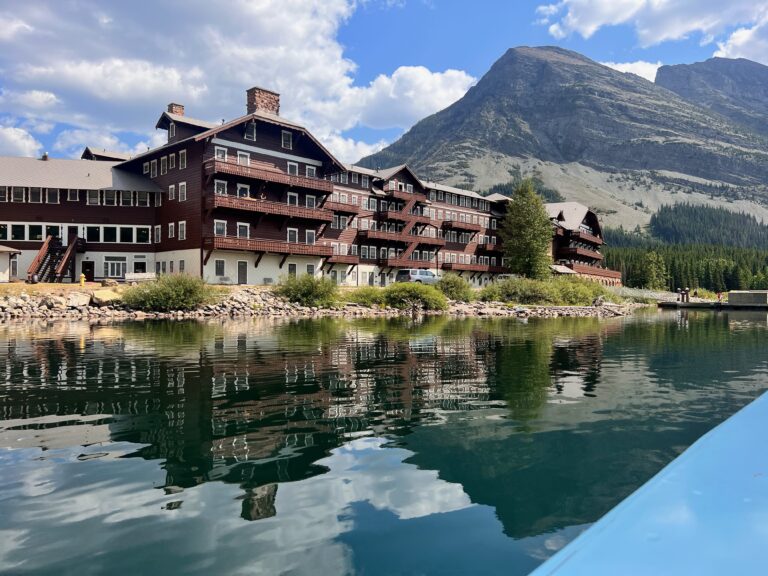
[81,147,132,161]
[155,111,217,131]
[545,202,591,231]
[422,180,485,200]
[0,244,21,255]
[0,157,160,192]
[194,110,346,171]
[485,192,510,203]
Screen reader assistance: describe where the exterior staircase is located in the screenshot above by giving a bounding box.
[27,235,86,283]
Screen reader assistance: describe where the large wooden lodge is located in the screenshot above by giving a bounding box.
[0,87,621,286]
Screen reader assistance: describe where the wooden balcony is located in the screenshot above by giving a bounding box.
[476,241,503,252]
[386,189,428,203]
[204,158,333,193]
[569,230,604,245]
[410,235,445,247]
[379,257,433,269]
[204,236,334,257]
[207,194,333,221]
[358,229,410,243]
[442,262,507,274]
[378,210,431,224]
[322,200,362,214]
[328,254,359,264]
[567,263,622,280]
[442,220,483,233]
[559,246,604,261]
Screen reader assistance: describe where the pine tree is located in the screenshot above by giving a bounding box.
[499,179,553,280]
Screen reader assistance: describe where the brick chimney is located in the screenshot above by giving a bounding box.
[167,102,185,116]
[246,87,280,115]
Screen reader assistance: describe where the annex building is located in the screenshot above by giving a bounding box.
[0,87,621,286]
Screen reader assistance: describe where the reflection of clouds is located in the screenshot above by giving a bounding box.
[0,437,474,575]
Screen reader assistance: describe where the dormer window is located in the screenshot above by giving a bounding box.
[244,122,256,141]
[281,130,292,150]
[169,122,176,139]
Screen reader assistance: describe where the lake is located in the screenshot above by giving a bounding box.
[1,310,767,575]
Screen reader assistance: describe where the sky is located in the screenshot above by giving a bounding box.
[1,0,768,163]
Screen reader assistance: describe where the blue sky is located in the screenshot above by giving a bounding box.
[0,0,766,163]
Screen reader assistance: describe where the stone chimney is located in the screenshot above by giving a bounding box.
[246,87,280,115]
[167,102,185,116]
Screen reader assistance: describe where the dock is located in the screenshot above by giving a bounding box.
[659,290,768,310]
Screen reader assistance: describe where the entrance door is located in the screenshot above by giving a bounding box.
[81,261,95,282]
[237,261,248,285]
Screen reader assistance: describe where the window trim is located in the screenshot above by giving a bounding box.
[237,222,250,239]
[154,225,161,243]
[305,165,316,178]
[214,180,227,195]
[178,220,186,241]
[287,161,299,176]
[178,182,187,202]
[287,227,299,243]
[213,220,227,237]
[281,130,293,150]
[179,149,187,169]
[215,146,228,161]
[168,222,175,239]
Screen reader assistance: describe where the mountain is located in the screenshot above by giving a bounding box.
[656,57,768,138]
[359,47,768,228]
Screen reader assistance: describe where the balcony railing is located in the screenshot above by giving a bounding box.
[205,236,334,257]
[379,257,433,268]
[569,230,604,245]
[377,210,431,224]
[566,263,622,280]
[442,220,483,233]
[386,188,428,203]
[204,158,333,193]
[441,262,507,273]
[207,194,333,221]
[559,246,604,260]
[476,241,503,252]
[358,229,410,242]
[328,254,360,264]
[322,201,362,214]
[410,235,445,246]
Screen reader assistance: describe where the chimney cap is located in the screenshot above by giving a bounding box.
[246,85,280,96]
[167,102,185,116]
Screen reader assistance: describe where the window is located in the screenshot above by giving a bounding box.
[287,228,298,243]
[244,121,257,141]
[237,151,250,166]
[287,162,298,176]
[168,184,175,200]
[213,259,225,276]
[352,172,358,184]
[120,191,133,206]
[305,166,316,178]
[160,156,167,175]
[137,191,149,207]
[137,227,151,244]
[179,149,187,169]
[169,153,176,169]
[120,228,134,243]
[237,222,249,238]
[168,222,175,238]
[281,130,292,149]
[29,188,42,203]
[287,192,298,206]
[215,147,227,161]
[491,219,497,229]
[361,246,369,258]
[340,193,348,204]
[0,224,6,240]
[305,230,315,245]
[68,189,79,202]
[179,260,185,273]
[179,182,187,202]
[214,181,226,195]
[103,227,117,243]
[161,261,167,274]
[154,225,161,243]
[305,195,316,208]
[103,190,117,206]
[46,189,59,204]
[11,224,24,241]
[406,184,413,193]
[362,175,369,188]
[28,225,43,241]
[169,260,174,273]
[214,220,226,236]
[143,162,150,174]
[288,263,297,277]
[104,256,127,279]
[151,160,157,178]
[306,264,315,275]
[155,192,163,208]
[169,122,176,138]
[237,184,249,198]
[340,172,348,184]
[178,221,186,240]
[84,226,100,242]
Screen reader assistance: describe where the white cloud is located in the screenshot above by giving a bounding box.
[0,0,475,162]
[601,60,662,82]
[0,89,59,109]
[715,14,768,63]
[538,0,767,47]
[0,15,32,41]
[0,125,42,157]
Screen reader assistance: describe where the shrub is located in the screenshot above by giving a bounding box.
[477,276,615,306]
[274,274,338,307]
[383,283,447,311]
[347,286,385,307]
[479,283,502,302]
[436,273,474,302]
[122,274,217,312]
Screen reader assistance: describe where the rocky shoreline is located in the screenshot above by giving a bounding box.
[0,286,639,323]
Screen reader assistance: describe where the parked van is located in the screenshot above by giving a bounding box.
[395,269,439,285]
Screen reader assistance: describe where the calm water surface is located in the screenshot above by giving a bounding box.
[1,310,767,575]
